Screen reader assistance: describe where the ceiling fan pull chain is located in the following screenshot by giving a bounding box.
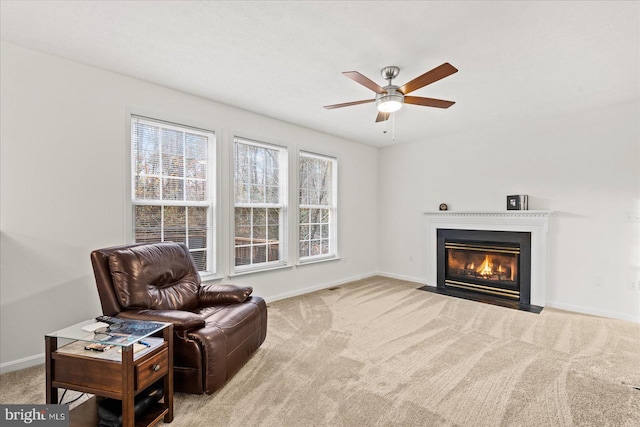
[392,112,396,141]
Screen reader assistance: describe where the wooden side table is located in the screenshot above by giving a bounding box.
[45,319,173,427]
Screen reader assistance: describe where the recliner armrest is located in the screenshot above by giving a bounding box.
[198,284,253,306]
[117,309,205,331]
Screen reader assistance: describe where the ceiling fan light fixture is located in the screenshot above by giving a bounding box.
[376,87,404,113]
[377,96,403,113]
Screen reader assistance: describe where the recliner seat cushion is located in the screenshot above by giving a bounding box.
[109,243,201,311]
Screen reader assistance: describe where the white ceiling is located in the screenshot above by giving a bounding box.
[1,1,638,148]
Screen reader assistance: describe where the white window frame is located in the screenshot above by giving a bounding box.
[232,136,288,273]
[128,114,217,275]
[298,151,338,263]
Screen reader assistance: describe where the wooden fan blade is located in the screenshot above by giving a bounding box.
[343,71,386,94]
[323,99,374,110]
[404,96,455,109]
[375,111,390,122]
[399,63,458,95]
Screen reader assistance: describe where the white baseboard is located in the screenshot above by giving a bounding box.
[265,272,378,303]
[375,271,429,286]
[0,353,44,374]
[546,300,640,324]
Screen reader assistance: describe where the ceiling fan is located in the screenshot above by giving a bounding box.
[323,63,458,122]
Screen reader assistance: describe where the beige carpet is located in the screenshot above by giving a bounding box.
[2,276,639,426]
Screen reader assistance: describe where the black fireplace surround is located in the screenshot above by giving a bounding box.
[431,228,540,312]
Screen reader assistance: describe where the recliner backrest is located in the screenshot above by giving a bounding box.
[91,242,201,314]
[108,243,201,311]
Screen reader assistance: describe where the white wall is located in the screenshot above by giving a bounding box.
[0,43,378,371]
[378,100,640,323]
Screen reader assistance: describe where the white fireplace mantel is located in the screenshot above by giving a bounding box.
[423,211,552,306]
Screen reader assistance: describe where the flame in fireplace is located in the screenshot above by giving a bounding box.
[476,255,493,277]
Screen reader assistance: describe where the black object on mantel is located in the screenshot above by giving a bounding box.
[507,195,528,210]
[417,285,543,314]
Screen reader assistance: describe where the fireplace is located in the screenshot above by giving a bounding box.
[437,229,532,307]
[423,211,551,311]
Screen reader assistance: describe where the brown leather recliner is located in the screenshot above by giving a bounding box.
[90,242,267,395]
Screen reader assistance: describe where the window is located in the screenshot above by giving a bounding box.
[298,152,337,260]
[131,116,215,272]
[233,137,287,270]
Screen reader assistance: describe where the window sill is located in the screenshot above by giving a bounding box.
[297,256,341,266]
[230,263,293,278]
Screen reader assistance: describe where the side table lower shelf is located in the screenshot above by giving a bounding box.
[70,397,168,427]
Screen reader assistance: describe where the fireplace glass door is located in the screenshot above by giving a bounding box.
[445,241,520,299]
